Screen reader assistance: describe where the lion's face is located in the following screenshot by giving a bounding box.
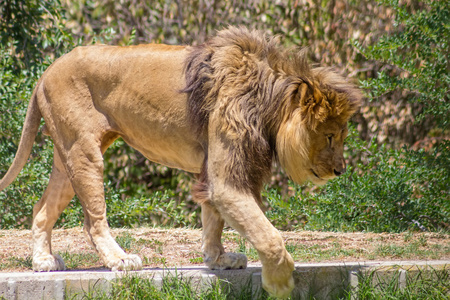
[276,77,361,186]
[306,119,348,185]
[276,114,350,186]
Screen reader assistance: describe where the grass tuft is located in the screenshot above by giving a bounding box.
[349,267,450,300]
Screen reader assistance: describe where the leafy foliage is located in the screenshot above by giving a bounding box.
[0,0,73,73]
[355,0,450,129]
[0,0,448,234]
[267,135,449,232]
[267,0,450,233]
[0,0,71,229]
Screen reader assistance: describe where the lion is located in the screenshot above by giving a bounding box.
[0,27,361,298]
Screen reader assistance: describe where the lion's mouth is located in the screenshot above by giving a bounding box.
[311,169,322,180]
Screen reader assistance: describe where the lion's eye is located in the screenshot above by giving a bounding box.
[326,134,333,145]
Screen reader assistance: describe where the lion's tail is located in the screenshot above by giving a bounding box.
[0,86,42,191]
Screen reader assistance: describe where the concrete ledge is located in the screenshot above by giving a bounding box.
[0,260,448,299]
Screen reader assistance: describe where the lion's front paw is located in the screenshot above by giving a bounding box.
[261,252,295,299]
[107,254,143,271]
[262,273,294,299]
[33,253,66,272]
[205,252,247,270]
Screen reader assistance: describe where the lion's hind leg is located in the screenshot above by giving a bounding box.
[201,202,247,270]
[32,149,74,271]
[194,163,247,270]
[63,136,142,271]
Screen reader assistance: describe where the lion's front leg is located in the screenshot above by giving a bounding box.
[201,202,247,270]
[204,123,295,298]
[210,183,295,298]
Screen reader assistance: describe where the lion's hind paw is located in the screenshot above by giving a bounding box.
[33,253,66,272]
[206,252,247,270]
[108,254,143,271]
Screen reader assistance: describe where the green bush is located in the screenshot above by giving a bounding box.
[266,128,450,233]
[267,138,449,233]
[267,0,450,233]
[1,0,448,234]
[355,0,449,128]
[0,0,71,229]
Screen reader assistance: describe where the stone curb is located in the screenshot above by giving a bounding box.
[0,260,448,299]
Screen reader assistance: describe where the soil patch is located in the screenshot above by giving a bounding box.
[0,228,448,272]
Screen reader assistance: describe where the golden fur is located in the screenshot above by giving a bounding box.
[0,27,361,298]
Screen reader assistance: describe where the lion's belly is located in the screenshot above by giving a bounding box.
[121,129,205,174]
[108,88,206,173]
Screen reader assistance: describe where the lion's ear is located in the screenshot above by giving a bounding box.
[296,82,309,103]
[298,84,331,130]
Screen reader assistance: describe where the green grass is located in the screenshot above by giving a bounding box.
[72,271,280,300]
[373,241,449,261]
[234,236,259,261]
[115,232,136,251]
[286,242,361,262]
[189,257,204,264]
[116,232,165,254]
[76,271,230,300]
[351,267,449,300]
[143,255,167,265]
[229,237,449,264]
[59,251,101,270]
[0,256,33,270]
[70,266,449,300]
[0,252,100,271]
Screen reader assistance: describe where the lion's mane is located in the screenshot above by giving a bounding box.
[183,26,361,199]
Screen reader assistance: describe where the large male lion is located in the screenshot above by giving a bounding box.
[0,27,361,298]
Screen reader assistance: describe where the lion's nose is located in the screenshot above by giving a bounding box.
[334,158,346,176]
[334,168,346,176]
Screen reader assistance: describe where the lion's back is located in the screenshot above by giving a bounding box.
[37,43,204,174]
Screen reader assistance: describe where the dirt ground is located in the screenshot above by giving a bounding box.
[0,227,449,272]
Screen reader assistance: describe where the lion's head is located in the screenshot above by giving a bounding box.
[277,68,362,185]
[183,26,362,191]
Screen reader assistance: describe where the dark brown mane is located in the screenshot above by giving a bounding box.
[182,27,314,138]
[181,44,215,137]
